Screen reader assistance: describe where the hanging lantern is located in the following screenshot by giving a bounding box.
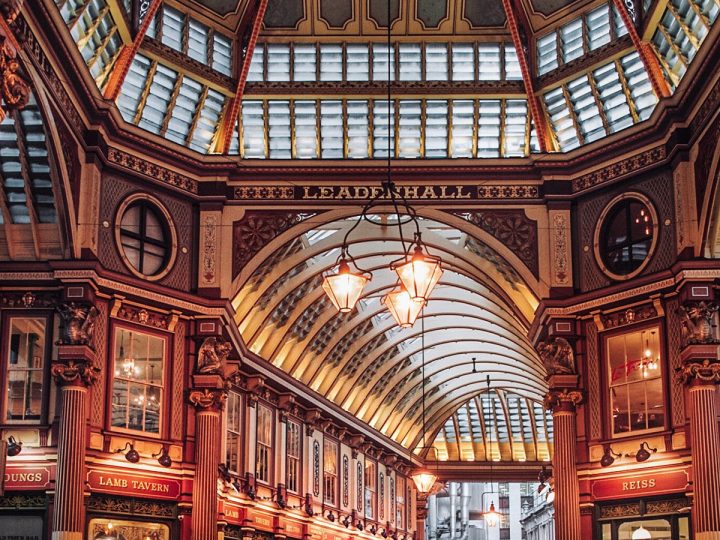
[322,258,370,313]
[410,468,437,494]
[392,243,443,301]
[484,502,500,527]
[383,286,424,328]
[631,526,652,539]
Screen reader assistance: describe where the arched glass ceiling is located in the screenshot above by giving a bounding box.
[52,0,720,155]
[0,90,64,261]
[425,391,553,463]
[233,214,547,452]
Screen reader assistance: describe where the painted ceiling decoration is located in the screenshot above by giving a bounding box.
[232,212,546,455]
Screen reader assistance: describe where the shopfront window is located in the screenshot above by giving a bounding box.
[226,391,242,474]
[287,419,301,493]
[111,328,165,434]
[396,476,405,527]
[256,404,273,483]
[323,438,338,505]
[4,317,48,423]
[607,327,664,435]
[88,518,170,539]
[618,519,671,539]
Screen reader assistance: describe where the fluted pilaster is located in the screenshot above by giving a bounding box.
[679,358,720,540]
[545,389,583,540]
[51,343,100,540]
[189,388,226,540]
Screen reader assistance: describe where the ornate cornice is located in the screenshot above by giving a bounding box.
[571,145,667,193]
[245,80,525,96]
[188,388,228,412]
[107,148,199,194]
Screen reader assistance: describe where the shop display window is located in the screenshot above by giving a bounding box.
[88,518,169,540]
[323,438,338,505]
[286,419,302,493]
[600,514,690,540]
[4,316,49,423]
[111,328,165,435]
[256,404,273,483]
[396,476,406,529]
[607,327,664,436]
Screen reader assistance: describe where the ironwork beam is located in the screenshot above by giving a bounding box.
[102,0,162,101]
[611,0,671,98]
[499,0,553,152]
[216,0,269,154]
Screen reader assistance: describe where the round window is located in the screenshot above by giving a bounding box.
[595,194,658,280]
[115,195,177,280]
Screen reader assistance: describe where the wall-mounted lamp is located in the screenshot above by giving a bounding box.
[304,494,314,517]
[275,484,287,509]
[152,446,172,468]
[6,436,22,456]
[326,510,336,522]
[380,528,388,538]
[600,446,622,467]
[627,442,657,463]
[115,442,139,463]
[369,525,377,535]
[341,515,351,528]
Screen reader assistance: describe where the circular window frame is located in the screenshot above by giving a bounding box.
[593,192,659,281]
[114,193,178,281]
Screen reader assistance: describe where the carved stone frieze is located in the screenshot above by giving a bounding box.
[196,336,232,375]
[601,304,658,329]
[0,290,57,308]
[51,357,101,386]
[86,494,176,517]
[679,301,719,346]
[115,304,171,329]
[537,337,576,376]
[232,211,307,278]
[544,389,584,412]
[572,146,667,193]
[0,35,29,122]
[56,302,98,347]
[188,388,227,411]
[454,210,538,277]
[106,148,198,194]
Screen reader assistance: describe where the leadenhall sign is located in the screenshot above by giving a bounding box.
[232,184,540,201]
[87,470,181,500]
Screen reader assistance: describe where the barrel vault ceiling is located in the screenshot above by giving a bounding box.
[232,211,551,461]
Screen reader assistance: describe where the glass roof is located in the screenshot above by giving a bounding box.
[427,391,553,462]
[53,0,720,156]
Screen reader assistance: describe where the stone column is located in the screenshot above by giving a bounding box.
[51,344,100,540]
[678,349,720,540]
[189,387,227,540]
[544,385,583,540]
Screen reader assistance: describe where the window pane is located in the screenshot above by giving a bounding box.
[6,318,46,422]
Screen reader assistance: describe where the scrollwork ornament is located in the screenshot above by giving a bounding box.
[677,359,720,385]
[188,388,227,411]
[0,36,29,122]
[51,358,101,386]
[544,389,584,411]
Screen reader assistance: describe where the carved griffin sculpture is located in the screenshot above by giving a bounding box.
[56,302,98,346]
[680,302,719,345]
[537,337,576,376]
[196,336,232,375]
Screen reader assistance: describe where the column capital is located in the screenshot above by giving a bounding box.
[189,387,227,412]
[544,389,584,413]
[52,344,100,387]
[677,358,720,386]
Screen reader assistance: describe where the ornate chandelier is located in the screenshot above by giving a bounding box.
[321,1,443,323]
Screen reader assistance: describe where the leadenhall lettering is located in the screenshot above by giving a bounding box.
[302,185,473,200]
